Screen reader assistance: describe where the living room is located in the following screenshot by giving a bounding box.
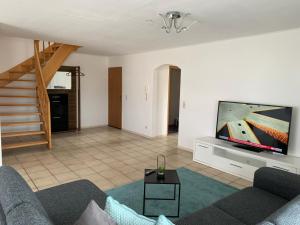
[0,1,300,225]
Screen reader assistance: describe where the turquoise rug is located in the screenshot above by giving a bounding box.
[106,167,238,220]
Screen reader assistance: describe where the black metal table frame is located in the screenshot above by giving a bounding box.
[142,182,181,217]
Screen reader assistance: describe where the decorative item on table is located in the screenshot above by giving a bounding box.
[157,154,166,179]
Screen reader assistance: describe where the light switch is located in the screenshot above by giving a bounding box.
[183,101,186,109]
[144,85,148,101]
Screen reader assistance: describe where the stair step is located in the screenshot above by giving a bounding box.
[0,95,37,98]
[10,71,37,75]
[21,64,34,68]
[0,79,35,82]
[0,112,40,116]
[0,87,36,90]
[9,71,26,74]
[43,51,53,55]
[2,130,45,138]
[1,121,43,127]
[2,140,48,150]
[0,103,38,107]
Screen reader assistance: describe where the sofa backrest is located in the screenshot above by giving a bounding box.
[258,195,300,225]
[254,167,300,201]
[0,205,6,225]
[0,166,53,225]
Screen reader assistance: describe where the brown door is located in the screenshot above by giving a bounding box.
[108,67,122,129]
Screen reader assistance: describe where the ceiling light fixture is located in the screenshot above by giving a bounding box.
[159,11,197,33]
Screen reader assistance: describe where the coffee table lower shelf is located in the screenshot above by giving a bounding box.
[142,169,181,218]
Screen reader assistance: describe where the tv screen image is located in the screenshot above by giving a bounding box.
[216,101,292,155]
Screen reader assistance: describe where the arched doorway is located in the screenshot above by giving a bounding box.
[152,64,181,137]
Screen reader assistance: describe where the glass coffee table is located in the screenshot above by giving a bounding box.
[143,169,181,217]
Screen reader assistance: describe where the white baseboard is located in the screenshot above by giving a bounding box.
[177,145,193,152]
[81,124,108,129]
[122,128,153,139]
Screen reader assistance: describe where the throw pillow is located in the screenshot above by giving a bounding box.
[105,196,156,225]
[156,215,175,225]
[74,200,117,225]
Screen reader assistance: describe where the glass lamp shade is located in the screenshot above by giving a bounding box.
[157,154,166,179]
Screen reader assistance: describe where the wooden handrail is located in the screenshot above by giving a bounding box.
[42,41,46,65]
[34,40,52,149]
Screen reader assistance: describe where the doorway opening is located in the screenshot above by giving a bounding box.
[153,65,181,137]
[168,66,181,134]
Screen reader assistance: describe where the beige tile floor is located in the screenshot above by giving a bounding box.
[2,126,252,192]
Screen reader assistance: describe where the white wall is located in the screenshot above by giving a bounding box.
[154,65,169,136]
[0,36,33,71]
[47,71,71,89]
[109,28,300,157]
[0,35,109,128]
[64,53,108,128]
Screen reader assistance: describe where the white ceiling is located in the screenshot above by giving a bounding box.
[1,0,300,56]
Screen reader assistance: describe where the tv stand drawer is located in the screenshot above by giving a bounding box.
[193,143,213,163]
[214,155,258,180]
[266,162,297,173]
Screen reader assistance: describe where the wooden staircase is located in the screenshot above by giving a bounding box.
[0,40,78,151]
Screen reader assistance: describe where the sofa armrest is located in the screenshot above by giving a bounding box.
[36,180,107,225]
[253,167,300,200]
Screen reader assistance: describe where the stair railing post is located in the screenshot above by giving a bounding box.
[42,41,46,65]
[34,40,52,149]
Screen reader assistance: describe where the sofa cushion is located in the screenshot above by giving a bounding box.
[0,205,6,225]
[74,200,117,225]
[254,167,300,201]
[6,202,52,225]
[174,206,245,225]
[37,179,107,225]
[258,195,300,225]
[214,187,287,225]
[0,166,52,225]
[0,166,48,216]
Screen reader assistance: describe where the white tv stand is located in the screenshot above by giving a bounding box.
[193,137,300,181]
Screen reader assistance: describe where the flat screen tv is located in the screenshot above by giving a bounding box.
[216,101,292,155]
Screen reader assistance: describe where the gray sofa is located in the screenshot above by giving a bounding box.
[0,166,299,225]
[0,166,107,225]
[175,167,300,225]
